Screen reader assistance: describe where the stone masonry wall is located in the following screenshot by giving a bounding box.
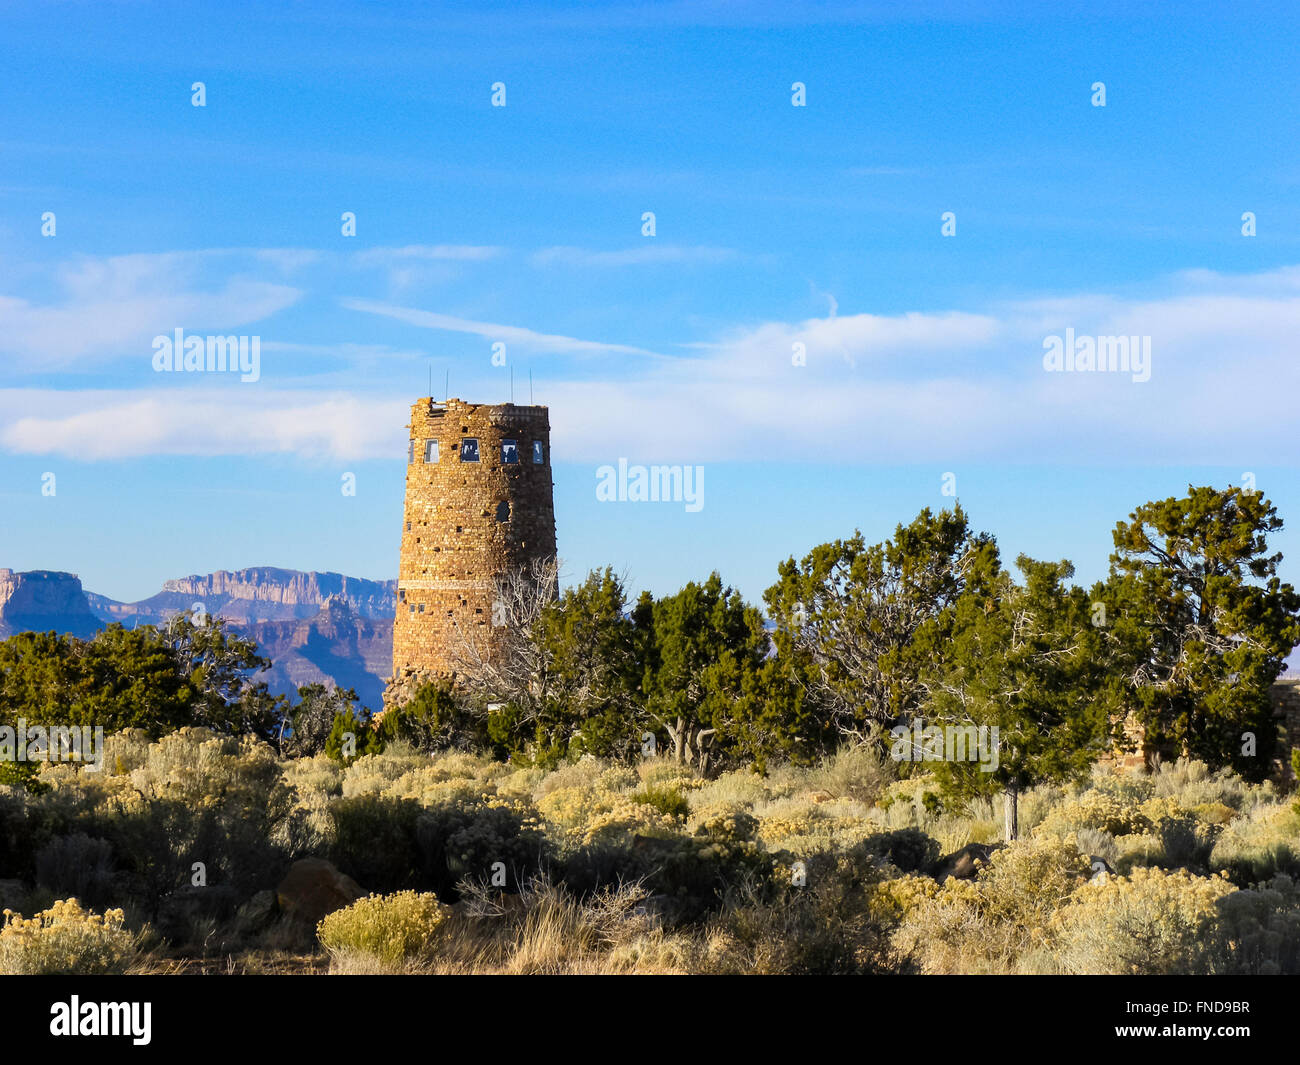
[1273,678,1300,784]
[1106,679,1300,785]
[386,398,556,706]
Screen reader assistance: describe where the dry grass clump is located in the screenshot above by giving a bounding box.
[323,876,695,975]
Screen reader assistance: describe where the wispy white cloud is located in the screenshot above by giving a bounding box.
[3,266,1299,467]
[0,389,405,461]
[0,250,302,367]
[530,244,738,268]
[341,297,664,357]
[352,244,504,266]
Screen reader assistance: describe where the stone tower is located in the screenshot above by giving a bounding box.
[387,397,557,703]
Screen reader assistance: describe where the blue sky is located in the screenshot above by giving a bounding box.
[1,0,1298,608]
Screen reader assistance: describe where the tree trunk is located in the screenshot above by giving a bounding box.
[1003,781,1019,842]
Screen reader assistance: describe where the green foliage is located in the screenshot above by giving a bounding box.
[156,615,279,735]
[532,567,646,760]
[326,706,384,765]
[379,681,484,755]
[922,555,1113,836]
[0,760,48,794]
[632,784,690,820]
[286,684,360,757]
[764,504,1000,741]
[1105,485,1300,778]
[0,618,278,740]
[640,573,776,771]
[1294,750,1300,812]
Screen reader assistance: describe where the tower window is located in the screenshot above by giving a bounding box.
[399,589,405,602]
[532,440,544,464]
[408,439,416,464]
[495,501,510,522]
[501,439,519,465]
[418,603,425,613]
[424,439,439,463]
[460,438,480,462]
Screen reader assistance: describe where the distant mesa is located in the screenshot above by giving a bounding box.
[0,566,395,708]
[0,569,102,641]
[86,566,397,625]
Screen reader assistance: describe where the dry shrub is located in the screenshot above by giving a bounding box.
[893,837,1088,974]
[442,875,693,974]
[0,898,138,975]
[1046,867,1237,974]
[317,890,451,967]
[1213,873,1300,974]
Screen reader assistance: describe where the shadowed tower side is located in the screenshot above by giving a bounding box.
[385,397,557,707]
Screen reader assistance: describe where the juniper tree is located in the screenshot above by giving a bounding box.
[763,504,1001,742]
[921,556,1111,841]
[1103,485,1300,778]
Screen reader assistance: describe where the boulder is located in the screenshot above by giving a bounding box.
[276,858,366,927]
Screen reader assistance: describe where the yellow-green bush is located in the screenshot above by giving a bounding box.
[0,899,138,975]
[1048,867,1237,974]
[1038,791,1150,838]
[893,837,1088,974]
[538,781,679,847]
[317,891,451,965]
[1209,802,1300,882]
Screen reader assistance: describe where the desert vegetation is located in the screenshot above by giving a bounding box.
[1,484,1297,974]
[0,734,1298,973]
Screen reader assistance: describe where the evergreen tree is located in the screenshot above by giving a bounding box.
[1104,485,1300,778]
